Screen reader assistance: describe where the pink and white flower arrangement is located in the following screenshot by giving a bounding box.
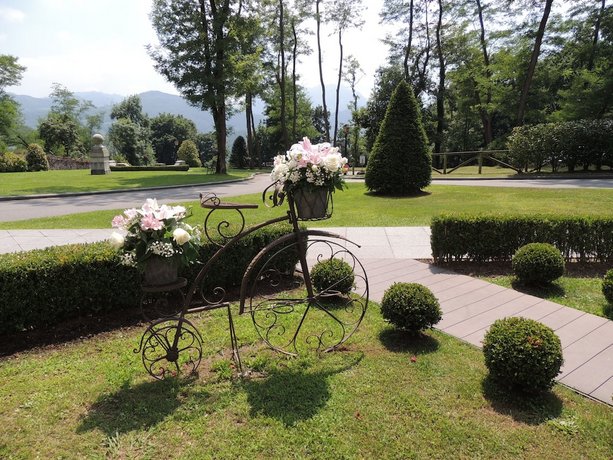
[271,137,348,192]
[109,198,201,269]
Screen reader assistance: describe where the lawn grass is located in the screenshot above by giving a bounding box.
[1,182,611,229]
[0,168,261,196]
[1,305,611,459]
[481,274,612,319]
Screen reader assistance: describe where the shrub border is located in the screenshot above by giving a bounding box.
[431,214,613,263]
[0,223,295,334]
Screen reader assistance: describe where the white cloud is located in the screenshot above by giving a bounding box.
[56,30,72,42]
[0,7,25,23]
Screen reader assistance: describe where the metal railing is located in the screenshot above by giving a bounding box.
[431,150,520,175]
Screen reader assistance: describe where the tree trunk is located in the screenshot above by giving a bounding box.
[213,105,227,174]
[435,0,445,153]
[333,29,343,147]
[476,0,493,146]
[245,92,254,167]
[588,0,605,71]
[279,0,288,151]
[517,0,553,126]
[403,0,414,81]
[291,18,298,142]
[316,0,330,142]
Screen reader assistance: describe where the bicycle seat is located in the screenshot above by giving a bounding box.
[200,192,258,210]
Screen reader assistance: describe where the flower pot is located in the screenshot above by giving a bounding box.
[143,256,179,286]
[292,187,330,220]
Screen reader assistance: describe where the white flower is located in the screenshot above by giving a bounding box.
[323,153,342,172]
[108,232,125,249]
[173,228,191,245]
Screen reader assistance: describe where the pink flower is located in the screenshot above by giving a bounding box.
[111,215,126,228]
[124,208,138,220]
[141,198,159,214]
[140,214,163,231]
[301,137,312,152]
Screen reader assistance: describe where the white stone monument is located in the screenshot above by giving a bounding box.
[90,133,110,175]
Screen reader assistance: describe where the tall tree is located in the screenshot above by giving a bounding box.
[343,55,365,168]
[0,55,26,151]
[149,0,244,174]
[150,113,198,164]
[329,0,365,146]
[516,0,554,125]
[108,95,153,165]
[434,0,446,153]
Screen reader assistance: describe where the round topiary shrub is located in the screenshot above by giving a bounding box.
[512,243,565,285]
[177,140,201,167]
[483,317,563,393]
[25,143,49,171]
[311,258,355,295]
[603,269,613,304]
[380,282,441,332]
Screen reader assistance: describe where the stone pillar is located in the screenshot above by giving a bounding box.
[90,133,110,175]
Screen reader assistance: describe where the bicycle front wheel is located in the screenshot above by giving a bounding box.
[239,230,369,356]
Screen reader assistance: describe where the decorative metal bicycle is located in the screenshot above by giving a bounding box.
[135,183,369,379]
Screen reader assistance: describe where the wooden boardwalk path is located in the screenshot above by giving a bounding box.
[361,257,613,407]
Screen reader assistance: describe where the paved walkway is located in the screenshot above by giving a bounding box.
[1,226,611,406]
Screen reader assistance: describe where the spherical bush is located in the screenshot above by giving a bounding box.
[483,317,563,393]
[311,258,355,294]
[380,282,442,332]
[512,243,565,285]
[25,143,49,171]
[603,269,613,304]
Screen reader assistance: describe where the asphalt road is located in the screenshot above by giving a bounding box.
[0,175,611,223]
[0,174,274,223]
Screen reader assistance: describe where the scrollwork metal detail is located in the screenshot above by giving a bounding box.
[244,234,369,356]
[134,318,203,380]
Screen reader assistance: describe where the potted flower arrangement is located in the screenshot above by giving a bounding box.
[108,198,202,285]
[271,137,348,219]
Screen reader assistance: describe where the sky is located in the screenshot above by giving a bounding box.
[0,0,392,101]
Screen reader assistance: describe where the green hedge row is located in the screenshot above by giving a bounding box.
[110,165,189,171]
[431,215,613,263]
[506,119,613,172]
[0,223,295,334]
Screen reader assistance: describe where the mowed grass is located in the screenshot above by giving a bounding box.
[482,275,612,319]
[0,168,259,196]
[1,182,612,229]
[1,306,612,459]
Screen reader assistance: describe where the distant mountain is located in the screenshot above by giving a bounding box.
[11,85,364,143]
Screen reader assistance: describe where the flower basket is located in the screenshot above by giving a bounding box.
[109,198,202,276]
[143,256,179,286]
[270,137,347,219]
[292,187,330,220]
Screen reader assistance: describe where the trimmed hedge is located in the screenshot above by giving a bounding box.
[110,165,189,171]
[0,223,295,334]
[431,214,613,263]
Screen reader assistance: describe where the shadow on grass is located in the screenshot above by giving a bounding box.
[378,327,440,355]
[364,190,431,199]
[77,377,203,436]
[510,279,566,299]
[481,375,563,425]
[242,352,363,426]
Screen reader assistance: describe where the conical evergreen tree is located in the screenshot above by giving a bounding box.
[365,81,432,194]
